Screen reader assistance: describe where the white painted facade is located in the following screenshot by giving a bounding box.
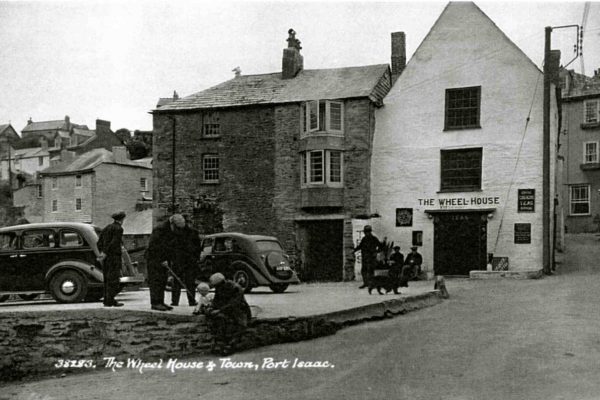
[370,2,559,274]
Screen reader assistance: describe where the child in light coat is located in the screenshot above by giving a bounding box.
[192,282,214,315]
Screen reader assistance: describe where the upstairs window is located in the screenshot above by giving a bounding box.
[301,150,343,187]
[440,148,482,191]
[584,142,599,164]
[37,185,42,198]
[75,198,82,211]
[301,100,344,135]
[52,200,58,212]
[202,112,220,137]
[570,185,590,215]
[51,177,58,190]
[75,175,82,187]
[140,177,148,191]
[38,156,44,166]
[445,86,481,130]
[202,154,219,183]
[584,100,599,124]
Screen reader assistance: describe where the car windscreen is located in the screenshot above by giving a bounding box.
[255,240,283,252]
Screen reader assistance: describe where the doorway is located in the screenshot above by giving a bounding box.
[433,212,487,276]
[296,220,344,281]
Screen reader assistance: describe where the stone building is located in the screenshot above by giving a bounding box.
[559,68,600,233]
[36,147,152,228]
[370,2,562,277]
[152,29,401,281]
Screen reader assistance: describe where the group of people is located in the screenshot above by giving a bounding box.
[353,225,423,290]
[97,211,251,351]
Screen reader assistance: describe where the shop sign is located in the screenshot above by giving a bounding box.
[418,196,500,209]
[518,189,535,212]
[514,223,531,244]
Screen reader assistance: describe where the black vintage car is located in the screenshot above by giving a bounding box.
[199,232,300,293]
[0,222,144,303]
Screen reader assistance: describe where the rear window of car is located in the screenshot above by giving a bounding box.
[0,232,17,251]
[59,230,85,248]
[255,240,283,252]
[22,229,55,249]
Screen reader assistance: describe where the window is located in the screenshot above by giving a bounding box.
[75,198,82,211]
[22,230,55,249]
[51,177,58,190]
[52,200,58,212]
[583,100,599,124]
[38,156,44,166]
[203,154,219,183]
[59,230,84,248]
[37,185,42,198]
[440,148,482,191]
[301,150,343,187]
[301,100,344,135]
[0,232,17,251]
[445,86,481,130]
[570,185,590,215]
[75,175,82,188]
[213,237,233,253]
[202,112,220,137]
[140,177,148,191]
[583,142,599,163]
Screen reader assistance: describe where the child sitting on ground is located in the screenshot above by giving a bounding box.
[192,282,214,315]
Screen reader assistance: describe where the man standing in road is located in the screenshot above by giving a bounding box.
[98,211,126,307]
[170,214,201,307]
[353,225,381,289]
[145,214,179,311]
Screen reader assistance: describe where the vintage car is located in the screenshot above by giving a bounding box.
[0,222,144,304]
[199,232,300,293]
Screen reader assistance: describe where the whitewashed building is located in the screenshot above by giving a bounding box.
[370,2,561,276]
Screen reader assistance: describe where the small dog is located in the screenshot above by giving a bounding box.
[368,269,401,295]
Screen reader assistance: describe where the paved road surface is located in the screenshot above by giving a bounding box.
[5,234,600,400]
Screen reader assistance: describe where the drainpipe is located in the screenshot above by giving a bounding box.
[166,116,176,213]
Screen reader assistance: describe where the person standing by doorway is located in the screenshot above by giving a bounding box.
[353,225,381,289]
[97,211,126,307]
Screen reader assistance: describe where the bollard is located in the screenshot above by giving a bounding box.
[434,276,449,299]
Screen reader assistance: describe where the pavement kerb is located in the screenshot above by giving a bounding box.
[254,290,445,326]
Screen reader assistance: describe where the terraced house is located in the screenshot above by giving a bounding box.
[152,30,402,281]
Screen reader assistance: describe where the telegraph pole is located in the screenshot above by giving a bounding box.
[542,26,551,275]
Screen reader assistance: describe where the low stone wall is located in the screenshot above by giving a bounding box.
[0,291,443,382]
[0,309,339,382]
[469,270,543,279]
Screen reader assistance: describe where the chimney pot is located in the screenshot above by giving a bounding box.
[391,31,406,82]
[282,29,303,79]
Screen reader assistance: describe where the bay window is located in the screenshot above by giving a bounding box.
[301,150,343,187]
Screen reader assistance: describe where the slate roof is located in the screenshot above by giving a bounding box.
[40,148,151,176]
[156,98,175,107]
[155,64,390,112]
[21,120,88,133]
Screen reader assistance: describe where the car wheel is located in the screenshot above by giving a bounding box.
[18,294,39,301]
[0,295,9,303]
[84,289,103,302]
[269,283,289,293]
[231,264,253,293]
[49,270,88,303]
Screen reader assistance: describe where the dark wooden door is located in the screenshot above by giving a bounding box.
[297,220,343,282]
[433,212,487,276]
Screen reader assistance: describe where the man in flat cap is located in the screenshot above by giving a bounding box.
[97,211,126,307]
[353,225,381,289]
[169,214,201,307]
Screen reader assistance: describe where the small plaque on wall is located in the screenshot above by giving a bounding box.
[412,231,423,246]
[396,208,413,227]
[514,223,531,244]
[518,189,535,212]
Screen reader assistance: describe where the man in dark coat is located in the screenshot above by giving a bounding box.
[388,245,404,284]
[97,211,126,307]
[170,214,202,306]
[353,225,381,289]
[400,246,424,287]
[208,273,251,353]
[145,215,178,311]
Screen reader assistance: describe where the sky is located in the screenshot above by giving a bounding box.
[0,1,598,132]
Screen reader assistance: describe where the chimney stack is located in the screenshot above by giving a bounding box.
[39,136,48,151]
[282,29,303,80]
[112,146,128,164]
[64,115,71,131]
[391,32,406,82]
